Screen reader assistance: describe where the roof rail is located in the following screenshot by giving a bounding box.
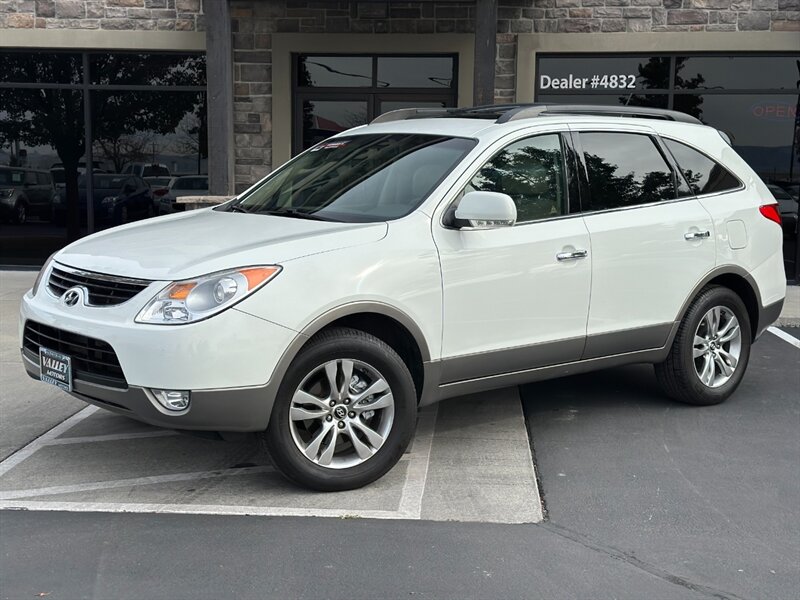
[498,104,703,125]
[370,103,702,126]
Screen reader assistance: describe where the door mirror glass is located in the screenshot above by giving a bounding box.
[454,191,517,229]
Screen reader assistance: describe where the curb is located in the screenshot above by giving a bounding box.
[774,317,800,328]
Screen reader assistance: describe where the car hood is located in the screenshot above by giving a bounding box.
[56,208,388,281]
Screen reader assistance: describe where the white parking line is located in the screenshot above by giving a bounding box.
[0,406,98,478]
[0,500,408,520]
[0,404,440,520]
[44,431,180,446]
[768,326,800,349]
[0,466,274,501]
[397,405,437,518]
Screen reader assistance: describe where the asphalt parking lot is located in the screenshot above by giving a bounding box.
[1,269,798,599]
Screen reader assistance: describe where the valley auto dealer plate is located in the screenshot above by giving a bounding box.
[39,347,73,392]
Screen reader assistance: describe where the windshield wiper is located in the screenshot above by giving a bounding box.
[262,209,336,222]
[228,204,251,214]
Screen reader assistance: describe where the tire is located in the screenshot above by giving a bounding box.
[261,327,417,491]
[12,201,27,225]
[655,285,751,406]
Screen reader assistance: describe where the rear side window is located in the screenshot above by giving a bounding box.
[663,139,740,197]
[580,132,676,211]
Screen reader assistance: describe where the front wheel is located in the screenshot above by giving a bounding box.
[655,285,751,406]
[261,327,417,491]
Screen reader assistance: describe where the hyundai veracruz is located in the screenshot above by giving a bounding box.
[20,105,786,491]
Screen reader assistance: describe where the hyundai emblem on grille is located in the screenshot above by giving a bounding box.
[62,287,84,307]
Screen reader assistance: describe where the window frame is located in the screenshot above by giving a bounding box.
[572,129,687,215]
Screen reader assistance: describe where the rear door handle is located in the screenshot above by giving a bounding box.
[684,230,711,241]
[556,249,588,261]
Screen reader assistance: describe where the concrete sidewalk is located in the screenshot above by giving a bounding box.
[777,284,800,327]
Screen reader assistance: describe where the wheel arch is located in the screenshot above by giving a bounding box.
[273,303,432,404]
[676,266,762,342]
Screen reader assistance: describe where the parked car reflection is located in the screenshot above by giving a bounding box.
[0,166,58,224]
[53,174,155,226]
[158,175,208,215]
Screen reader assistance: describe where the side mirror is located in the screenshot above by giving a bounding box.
[454,191,516,229]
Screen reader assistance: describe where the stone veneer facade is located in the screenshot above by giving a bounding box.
[2,0,795,191]
[0,0,205,30]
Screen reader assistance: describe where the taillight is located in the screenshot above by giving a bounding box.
[759,203,782,226]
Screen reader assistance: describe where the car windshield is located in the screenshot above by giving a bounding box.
[0,170,24,185]
[226,134,476,222]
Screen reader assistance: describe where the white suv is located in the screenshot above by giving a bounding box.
[20,105,786,491]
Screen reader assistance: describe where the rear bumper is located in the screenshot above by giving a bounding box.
[756,298,784,340]
[22,351,274,432]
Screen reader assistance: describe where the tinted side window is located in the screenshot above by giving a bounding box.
[468,133,567,223]
[663,139,740,197]
[580,132,676,211]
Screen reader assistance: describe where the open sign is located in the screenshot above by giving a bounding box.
[751,102,797,122]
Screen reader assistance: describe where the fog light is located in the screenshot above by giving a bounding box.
[152,389,191,411]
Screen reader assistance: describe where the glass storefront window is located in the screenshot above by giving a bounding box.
[674,56,799,91]
[0,51,206,266]
[293,54,458,154]
[89,53,206,87]
[297,56,372,87]
[376,57,455,88]
[0,51,83,85]
[300,100,369,151]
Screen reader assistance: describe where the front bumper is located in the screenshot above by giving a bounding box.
[22,352,271,431]
[19,271,300,431]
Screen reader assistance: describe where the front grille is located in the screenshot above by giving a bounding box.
[23,321,127,389]
[48,265,151,306]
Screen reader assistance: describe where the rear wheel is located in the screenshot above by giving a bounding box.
[655,285,751,406]
[262,327,417,491]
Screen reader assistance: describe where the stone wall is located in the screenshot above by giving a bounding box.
[516,0,798,34]
[0,0,205,31]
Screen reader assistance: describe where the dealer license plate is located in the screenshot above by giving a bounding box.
[39,347,73,392]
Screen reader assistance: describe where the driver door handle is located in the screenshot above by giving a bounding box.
[556,249,588,262]
[684,230,711,241]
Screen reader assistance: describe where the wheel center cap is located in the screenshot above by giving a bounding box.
[333,405,347,420]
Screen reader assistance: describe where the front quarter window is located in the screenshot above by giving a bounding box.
[227,133,475,222]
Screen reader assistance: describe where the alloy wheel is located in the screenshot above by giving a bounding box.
[288,358,395,469]
[692,306,742,388]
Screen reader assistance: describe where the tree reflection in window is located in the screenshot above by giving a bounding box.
[581,133,676,211]
[468,134,566,223]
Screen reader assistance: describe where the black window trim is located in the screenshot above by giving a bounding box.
[573,129,694,216]
[658,135,746,200]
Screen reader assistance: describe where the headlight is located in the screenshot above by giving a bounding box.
[135,266,281,325]
[32,253,57,297]
[102,196,117,205]
[0,189,13,199]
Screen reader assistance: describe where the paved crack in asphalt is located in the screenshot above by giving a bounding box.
[539,521,749,600]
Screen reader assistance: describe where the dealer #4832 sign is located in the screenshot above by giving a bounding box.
[540,73,638,90]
